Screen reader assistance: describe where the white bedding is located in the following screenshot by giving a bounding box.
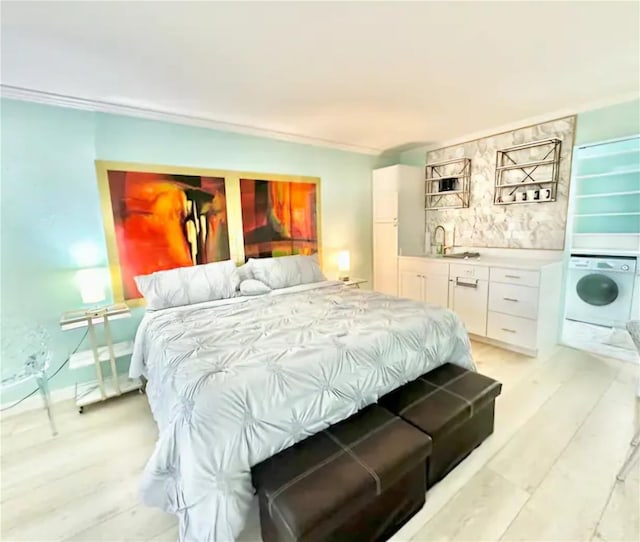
[132,281,474,541]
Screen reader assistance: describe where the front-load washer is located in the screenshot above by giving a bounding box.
[565,256,637,327]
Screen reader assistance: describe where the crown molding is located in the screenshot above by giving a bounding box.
[0,85,382,156]
[419,91,640,153]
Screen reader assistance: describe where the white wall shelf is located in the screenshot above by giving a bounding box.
[576,190,640,199]
[574,212,640,218]
[575,168,640,180]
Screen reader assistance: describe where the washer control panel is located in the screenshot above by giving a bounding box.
[570,256,637,273]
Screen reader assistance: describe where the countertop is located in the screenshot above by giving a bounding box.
[399,253,563,270]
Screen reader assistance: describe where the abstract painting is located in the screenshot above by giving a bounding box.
[101,168,230,300]
[240,178,319,259]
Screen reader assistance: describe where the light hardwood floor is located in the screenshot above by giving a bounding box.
[1,342,638,542]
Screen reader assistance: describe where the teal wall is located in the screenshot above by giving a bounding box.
[574,99,640,146]
[0,98,375,403]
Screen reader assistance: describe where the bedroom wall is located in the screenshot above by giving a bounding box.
[0,98,375,402]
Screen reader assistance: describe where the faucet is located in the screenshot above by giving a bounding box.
[433,225,455,255]
[433,225,446,255]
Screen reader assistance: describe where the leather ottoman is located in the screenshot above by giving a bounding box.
[379,363,502,486]
[252,404,432,542]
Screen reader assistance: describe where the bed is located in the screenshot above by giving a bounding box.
[130,279,474,541]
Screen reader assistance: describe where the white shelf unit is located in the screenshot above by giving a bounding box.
[76,373,141,408]
[494,138,562,205]
[568,135,640,250]
[425,157,471,211]
[60,304,140,413]
[69,340,134,370]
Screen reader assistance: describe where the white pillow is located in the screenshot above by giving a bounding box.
[237,262,253,281]
[239,279,272,296]
[134,260,240,310]
[249,254,325,290]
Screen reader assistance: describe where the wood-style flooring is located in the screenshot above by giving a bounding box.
[1,341,638,541]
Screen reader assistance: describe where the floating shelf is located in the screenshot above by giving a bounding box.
[425,157,471,211]
[574,211,640,218]
[576,190,640,199]
[494,138,562,205]
[575,168,640,180]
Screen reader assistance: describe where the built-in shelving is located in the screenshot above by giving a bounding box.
[576,190,640,199]
[570,135,640,243]
[494,138,562,205]
[424,157,471,211]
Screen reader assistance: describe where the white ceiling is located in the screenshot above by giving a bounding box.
[1,1,639,153]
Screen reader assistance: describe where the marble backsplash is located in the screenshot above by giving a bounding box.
[426,116,576,250]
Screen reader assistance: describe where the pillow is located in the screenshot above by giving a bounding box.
[237,262,253,281]
[249,254,326,290]
[239,279,272,296]
[135,260,240,310]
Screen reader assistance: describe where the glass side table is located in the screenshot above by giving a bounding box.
[1,324,57,436]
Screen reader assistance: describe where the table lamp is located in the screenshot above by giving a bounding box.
[338,250,350,281]
[76,268,107,315]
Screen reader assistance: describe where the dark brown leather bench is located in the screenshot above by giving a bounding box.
[379,363,501,486]
[252,404,432,542]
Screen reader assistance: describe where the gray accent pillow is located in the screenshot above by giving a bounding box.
[239,279,272,296]
[135,260,240,310]
[249,254,325,290]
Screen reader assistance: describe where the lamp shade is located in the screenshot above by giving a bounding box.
[337,250,350,272]
[76,268,106,305]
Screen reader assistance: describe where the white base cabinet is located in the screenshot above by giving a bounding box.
[398,256,563,357]
[398,258,450,307]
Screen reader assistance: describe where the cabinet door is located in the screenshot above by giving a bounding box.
[399,271,424,301]
[372,170,398,222]
[424,275,449,308]
[373,222,398,295]
[450,278,489,336]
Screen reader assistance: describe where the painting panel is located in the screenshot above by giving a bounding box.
[102,168,230,300]
[240,178,318,259]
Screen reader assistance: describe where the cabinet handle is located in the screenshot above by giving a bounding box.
[456,277,478,288]
[501,328,517,333]
[503,297,519,302]
[505,274,521,279]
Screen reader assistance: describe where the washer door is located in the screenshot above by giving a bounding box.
[576,273,619,306]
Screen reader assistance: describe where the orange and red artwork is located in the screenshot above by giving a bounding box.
[240,179,318,259]
[105,170,230,299]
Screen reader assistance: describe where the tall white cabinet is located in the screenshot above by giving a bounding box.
[372,165,424,295]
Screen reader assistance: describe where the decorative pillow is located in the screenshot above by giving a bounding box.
[237,262,253,281]
[249,254,326,290]
[135,260,240,310]
[239,279,272,296]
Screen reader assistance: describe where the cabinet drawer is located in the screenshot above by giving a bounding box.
[449,263,489,281]
[490,267,540,287]
[487,311,537,349]
[489,282,539,320]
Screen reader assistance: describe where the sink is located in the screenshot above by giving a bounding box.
[442,252,481,259]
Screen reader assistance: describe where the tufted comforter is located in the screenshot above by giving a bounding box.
[131,281,474,541]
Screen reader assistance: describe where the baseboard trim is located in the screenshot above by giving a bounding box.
[470,334,538,358]
[1,384,77,419]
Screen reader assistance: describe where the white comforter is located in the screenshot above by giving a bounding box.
[131,282,474,541]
